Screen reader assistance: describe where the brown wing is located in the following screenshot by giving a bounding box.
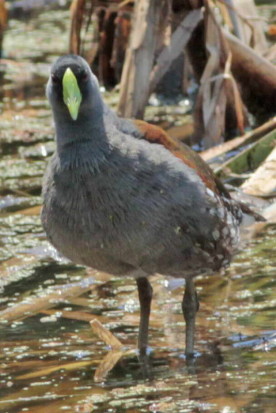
[132,119,230,198]
[131,119,264,221]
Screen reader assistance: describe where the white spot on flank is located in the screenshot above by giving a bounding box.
[206,188,215,198]
[212,229,220,240]
[222,227,229,237]
[209,208,217,216]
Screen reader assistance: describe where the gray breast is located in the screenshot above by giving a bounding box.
[42,144,240,277]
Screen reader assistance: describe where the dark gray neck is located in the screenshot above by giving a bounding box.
[53,100,111,171]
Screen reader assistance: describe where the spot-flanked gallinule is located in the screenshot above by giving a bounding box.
[42,55,260,357]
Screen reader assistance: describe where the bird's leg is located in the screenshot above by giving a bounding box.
[182,277,199,358]
[136,277,153,355]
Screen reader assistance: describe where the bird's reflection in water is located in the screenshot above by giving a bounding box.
[92,320,224,383]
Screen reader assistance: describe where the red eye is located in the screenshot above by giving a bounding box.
[51,73,59,83]
[81,71,89,81]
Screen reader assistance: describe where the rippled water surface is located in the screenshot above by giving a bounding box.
[0,4,275,413]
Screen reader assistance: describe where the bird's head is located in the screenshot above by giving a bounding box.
[46,54,102,122]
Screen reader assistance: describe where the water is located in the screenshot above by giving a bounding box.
[0,227,275,413]
[0,4,275,413]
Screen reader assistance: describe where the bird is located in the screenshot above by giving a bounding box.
[42,54,261,358]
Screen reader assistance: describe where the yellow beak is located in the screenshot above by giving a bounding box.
[62,68,82,121]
